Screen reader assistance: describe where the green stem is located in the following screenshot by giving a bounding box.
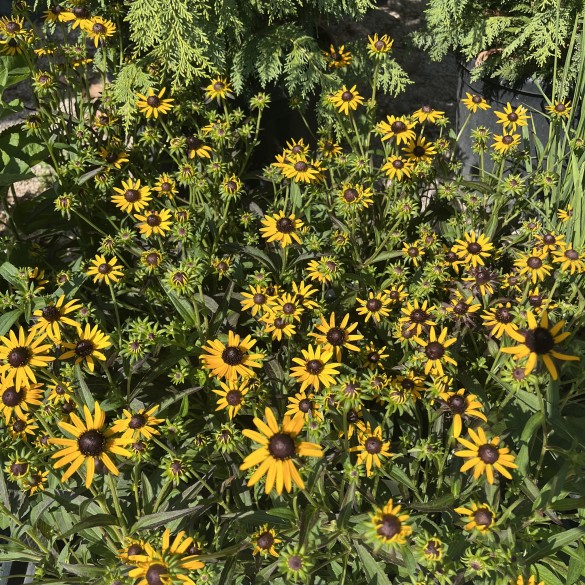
[106,473,127,534]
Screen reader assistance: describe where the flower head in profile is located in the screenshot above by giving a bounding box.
[50,401,131,488]
[454,427,517,484]
[240,407,323,494]
[412,104,445,124]
[0,327,54,390]
[501,310,579,379]
[200,331,264,381]
[136,88,174,118]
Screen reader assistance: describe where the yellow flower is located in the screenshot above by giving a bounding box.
[553,244,585,274]
[280,154,324,183]
[81,16,116,47]
[240,407,323,494]
[110,405,164,440]
[240,285,276,316]
[136,87,174,118]
[381,155,413,181]
[252,524,281,557]
[368,34,393,56]
[481,303,518,339]
[185,136,212,159]
[350,423,393,476]
[329,85,364,115]
[557,204,573,222]
[368,499,412,546]
[461,92,491,112]
[454,427,517,484]
[203,77,234,102]
[412,105,445,124]
[260,312,296,341]
[50,401,131,488]
[86,255,124,285]
[134,209,173,238]
[59,324,110,372]
[414,327,457,377]
[111,178,152,213]
[0,380,43,423]
[439,388,486,438]
[286,390,322,421]
[513,577,544,585]
[399,299,436,336]
[310,312,363,361]
[501,310,579,380]
[545,99,571,119]
[260,211,303,248]
[323,44,352,68]
[377,115,416,144]
[454,502,497,532]
[212,379,250,419]
[356,292,392,323]
[492,133,521,154]
[451,231,494,267]
[514,249,552,283]
[152,174,178,199]
[494,102,529,133]
[0,327,54,390]
[200,331,264,381]
[290,345,340,392]
[31,295,82,343]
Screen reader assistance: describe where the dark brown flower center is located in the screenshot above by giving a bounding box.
[8,347,30,367]
[425,342,445,360]
[528,294,542,307]
[542,234,555,245]
[146,214,161,227]
[288,555,303,571]
[2,386,23,407]
[326,327,346,346]
[93,23,106,34]
[512,367,526,380]
[343,188,358,202]
[127,544,143,557]
[256,531,274,550]
[421,105,433,113]
[347,409,359,423]
[475,269,491,284]
[12,419,26,432]
[555,103,566,112]
[565,249,579,260]
[410,309,428,323]
[291,145,303,154]
[366,298,382,312]
[527,256,542,269]
[146,253,160,266]
[226,390,242,406]
[73,7,89,17]
[472,95,482,104]
[388,290,400,300]
[298,398,312,413]
[413,145,426,157]
[216,261,229,272]
[306,359,324,375]
[78,429,106,456]
[448,395,466,414]
[98,263,111,275]
[222,346,243,365]
[282,302,296,315]
[453,301,469,315]
[276,217,294,233]
[42,305,61,322]
[502,135,514,145]
[495,307,513,323]
[473,508,493,527]
[467,242,482,254]
[446,251,458,262]
[391,121,406,133]
[145,563,168,585]
[274,317,286,329]
[213,81,225,91]
[365,437,382,454]
[268,432,295,459]
[523,327,555,354]
[6,21,20,33]
[10,462,28,476]
[341,91,353,102]
[392,159,404,169]
[478,443,499,464]
[146,95,160,107]
[253,293,266,305]
[407,247,419,257]
[75,339,95,357]
[377,514,401,539]
[374,40,385,50]
[425,539,441,557]
[124,189,140,202]
[129,414,146,429]
[293,161,308,172]
[508,112,518,121]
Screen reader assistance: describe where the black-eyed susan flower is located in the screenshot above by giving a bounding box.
[306,256,339,284]
[381,155,413,181]
[86,254,124,285]
[514,249,552,283]
[280,154,324,183]
[99,146,128,169]
[461,92,491,112]
[403,136,437,162]
[128,529,204,585]
[240,285,275,316]
[481,303,518,338]
[4,458,29,480]
[420,536,444,562]
[350,423,392,476]
[310,313,363,361]
[492,133,521,154]
[454,427,517,484]
[81,16,116,47]
[291,280,320,310]
[260,211,303,248]
[323,44,352,68]
[111,178,152,213]
[31,295,82,343]
[185,136,212,159]
[43,5,69,23]
[50,401,131,488]
[557,204,573,222]
[438,388,486,438]
[535,231,565,253]
[140,249,164,271]
[412,105,445,124]
[46,379,73,404]
[22,469,49,495]
[221,174,243,198]
[59,323,111,372]
[451,231,494,267]
[110,406,163,440]
[378,115,416,144]
[134,208,173,238]
[337,184,374,210]
[330,85,364,115]
[136,88,174,118]
[9,414,37,441]
[203,77,234,103]
[212,379,249,419]
[286,390,322,421]
[317,137,342,158]
[463,266,500,297]
[290,345,340,392]
[444,291,482,324]
[495,103,529,133]
[414,327,457,376]
[399,299,436,335]
[368,33,393,56]
[384,284,407,306]
[0,328,54,391]
[0,381,43,423]
[501,310,579,379]
[279,546,313,582]
[513,577,544,585]
[251,524,281,557]
[454,502,497,532]
[272,293,304,322]
[239,407,323,494]
[362,342,390,370]
[356,292,391,323]
[200,331,264,381]
[152,174,177,199]
[546,100,571,119]
[367,499,412,547]
[260,312,297,342]
[61,6,91,29]
[553,244,585,274]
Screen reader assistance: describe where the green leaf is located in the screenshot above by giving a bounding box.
[75,365,96,408]
[516,412,544,474]
[550,496,585,511]
[0,309,21,336]
[0,262,21,286]
[408,493,456,512]
[131,505,206,532]
[524,526,585,564]
[353,542,393,585]
[59,514,118,539]
[166,291,196,326]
